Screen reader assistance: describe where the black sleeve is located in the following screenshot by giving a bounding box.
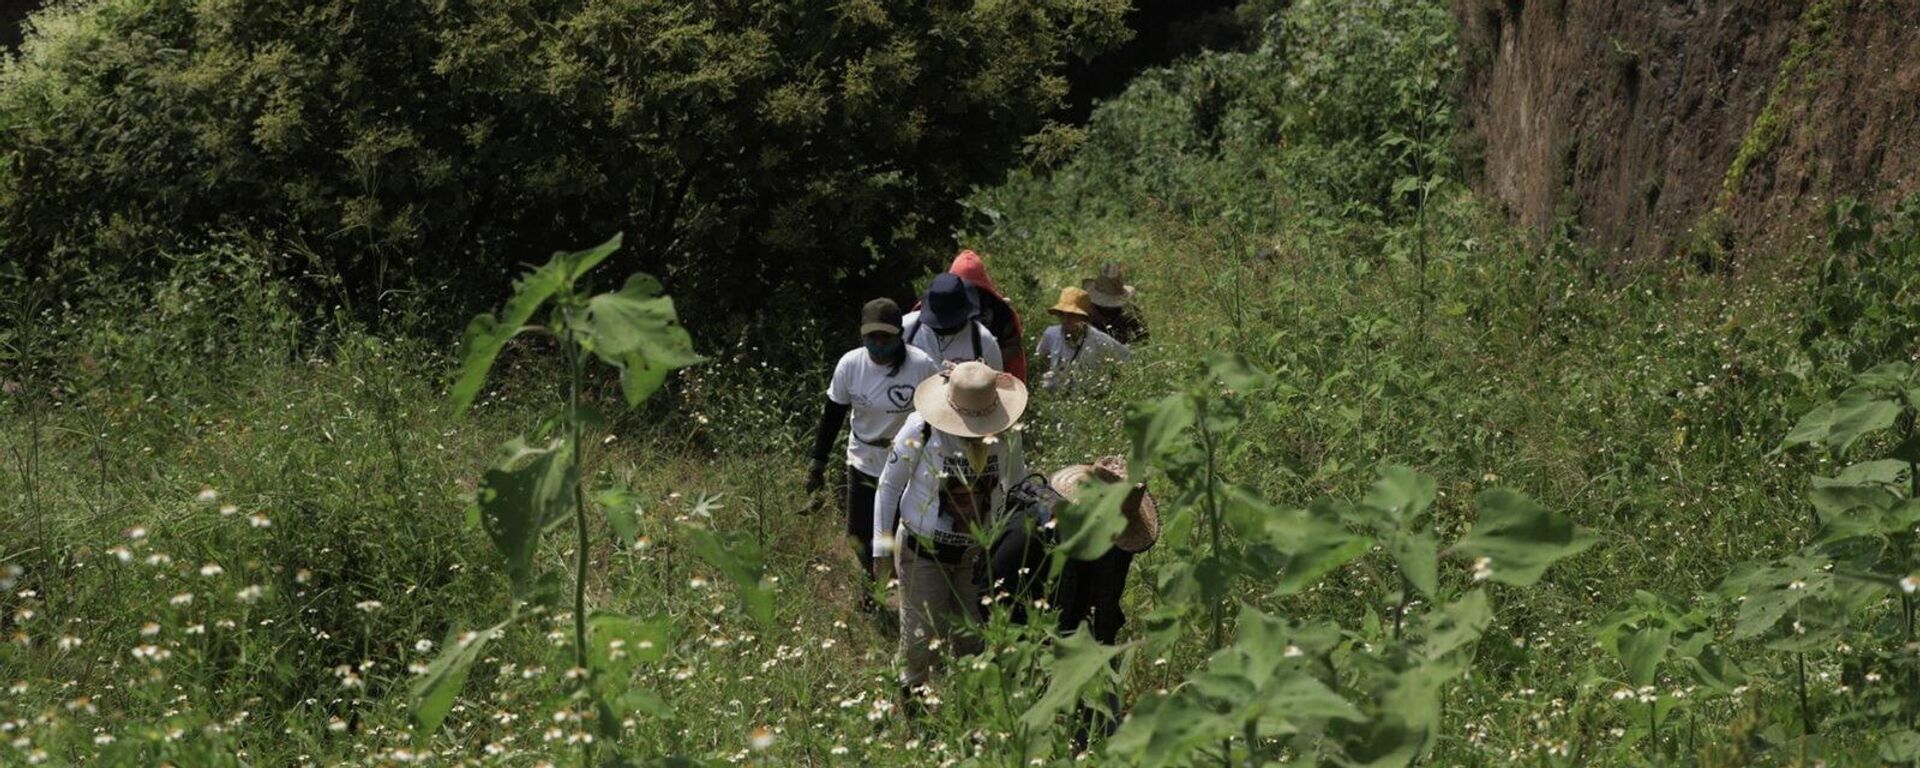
[809,398,852,465]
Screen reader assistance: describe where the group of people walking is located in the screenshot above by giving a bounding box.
[805,249,1151,731]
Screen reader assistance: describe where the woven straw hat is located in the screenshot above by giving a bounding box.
[1048,286,1094,319]
[1049,455,1159,553]
[913,361,1028,438]
[1081,262,1136,309]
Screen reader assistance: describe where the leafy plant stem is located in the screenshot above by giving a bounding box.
[1646,700,1656,761]
[1391,570,1412,639]
[1200,397,1224,652]
[563,306,593,768]
[1796,651,1813,735]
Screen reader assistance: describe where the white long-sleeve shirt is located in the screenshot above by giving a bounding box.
[872,413,1024,558]
[1034,324,1129,392]
[900,310,1004,370]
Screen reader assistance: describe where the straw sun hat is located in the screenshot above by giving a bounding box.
[1081,262,1136,309]
[1049,455,1160,553]
[1048,286,1094,319]
[913,360,1029,438]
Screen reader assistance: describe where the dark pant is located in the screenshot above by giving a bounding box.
[846,469,879,561]
[1059,547,1134,747]
[982,514,1053,623]
[1055,547,1134,643]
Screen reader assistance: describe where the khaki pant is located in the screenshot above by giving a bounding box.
[894,530,982,690]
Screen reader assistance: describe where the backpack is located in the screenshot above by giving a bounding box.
[904,315,983,364]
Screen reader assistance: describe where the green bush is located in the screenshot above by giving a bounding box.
[0,0,1128,331]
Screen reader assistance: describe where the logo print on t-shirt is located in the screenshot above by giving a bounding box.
[886,384,915,409]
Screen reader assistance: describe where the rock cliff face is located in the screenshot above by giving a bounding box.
[1455,0,1920,267]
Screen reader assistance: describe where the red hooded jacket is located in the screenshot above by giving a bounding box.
[948,250,1028,382]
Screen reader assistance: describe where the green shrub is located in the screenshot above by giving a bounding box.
[0,0,1128,332]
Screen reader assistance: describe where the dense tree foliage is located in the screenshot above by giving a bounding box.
[0,0,1127,329]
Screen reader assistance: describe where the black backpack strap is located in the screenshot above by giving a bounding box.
[970,319,982,362]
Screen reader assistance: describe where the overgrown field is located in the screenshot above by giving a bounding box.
[7,1,1920,766]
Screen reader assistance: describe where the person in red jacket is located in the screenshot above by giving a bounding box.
[947,250,1028,383]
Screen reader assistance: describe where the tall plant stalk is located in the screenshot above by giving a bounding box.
[563,308,593,768]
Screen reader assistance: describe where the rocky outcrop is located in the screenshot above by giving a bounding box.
[1456,0,1920,267]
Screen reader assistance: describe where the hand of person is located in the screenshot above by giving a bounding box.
[804,460,826,494]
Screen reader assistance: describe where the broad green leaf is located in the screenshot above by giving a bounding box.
[1363,466,1436,526]
[1453,489,1597,586]
[410,618,510,733]
[587,610,672,676]
[1682,644,1747,694]
[1390,532,1439,598]
[687,527,773,625]
[474,439,577,594]
[1722,555,1831,640]
[1249,671,1366,735]
[1053,477,1133,563]
[1019,631,1124,731]
[579,273,704,406]
[1782,386,1902,453]
[1618,626,1672,687]
[1811,459,1909,489]
[1261,505,1370,595]
[1236,608,1344,665]
[1852,361,1917,391]
[1334,659,1458,767]
[1105,693,1236,768]
[1815,495,1920,544]
[1421,589,1490,660]
[593,487,645,547]
[1880,730,1920,763]
[1206,351,1272,393]
[555,232,623,282]
[1127,393,1196,469]
[450,255,573,414]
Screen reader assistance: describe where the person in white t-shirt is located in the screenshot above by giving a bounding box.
[807,298,944,610]
[900,272,1004,370]
[1035,286,1130,393]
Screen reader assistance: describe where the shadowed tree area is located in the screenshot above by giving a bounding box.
[0,0,1129,333]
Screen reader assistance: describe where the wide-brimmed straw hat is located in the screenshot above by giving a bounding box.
[920,272,980,332]
[1049,455,1159,553]
[1081,262,1136,309]
[1048,286,1093,319]
[914,360,1028,438]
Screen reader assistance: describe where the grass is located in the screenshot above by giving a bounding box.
[2,2,1911,764]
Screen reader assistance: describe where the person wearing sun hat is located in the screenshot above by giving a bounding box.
[806,298,944,611]
[1082,262,1147,345]
[1034,286,1130,394]
[1048,456,1158,642]
[900,272,1004,370]
[1047,454,1157,747]
[873,360,1027,698]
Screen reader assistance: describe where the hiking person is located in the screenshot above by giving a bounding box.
[947,250,1029,382]
[1035,287,1130,393]
[901,272,1004,370]
[807,299,944,610]
[1082,262,1147,345]
[873,360,1027,699]
[1048,455,1157,746]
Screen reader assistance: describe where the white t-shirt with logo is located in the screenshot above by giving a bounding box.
[827,345,944,477]
[900,310,1004,370]
[1035,324,1129,392]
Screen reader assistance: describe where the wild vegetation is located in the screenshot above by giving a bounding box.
[6,0,1920,765]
